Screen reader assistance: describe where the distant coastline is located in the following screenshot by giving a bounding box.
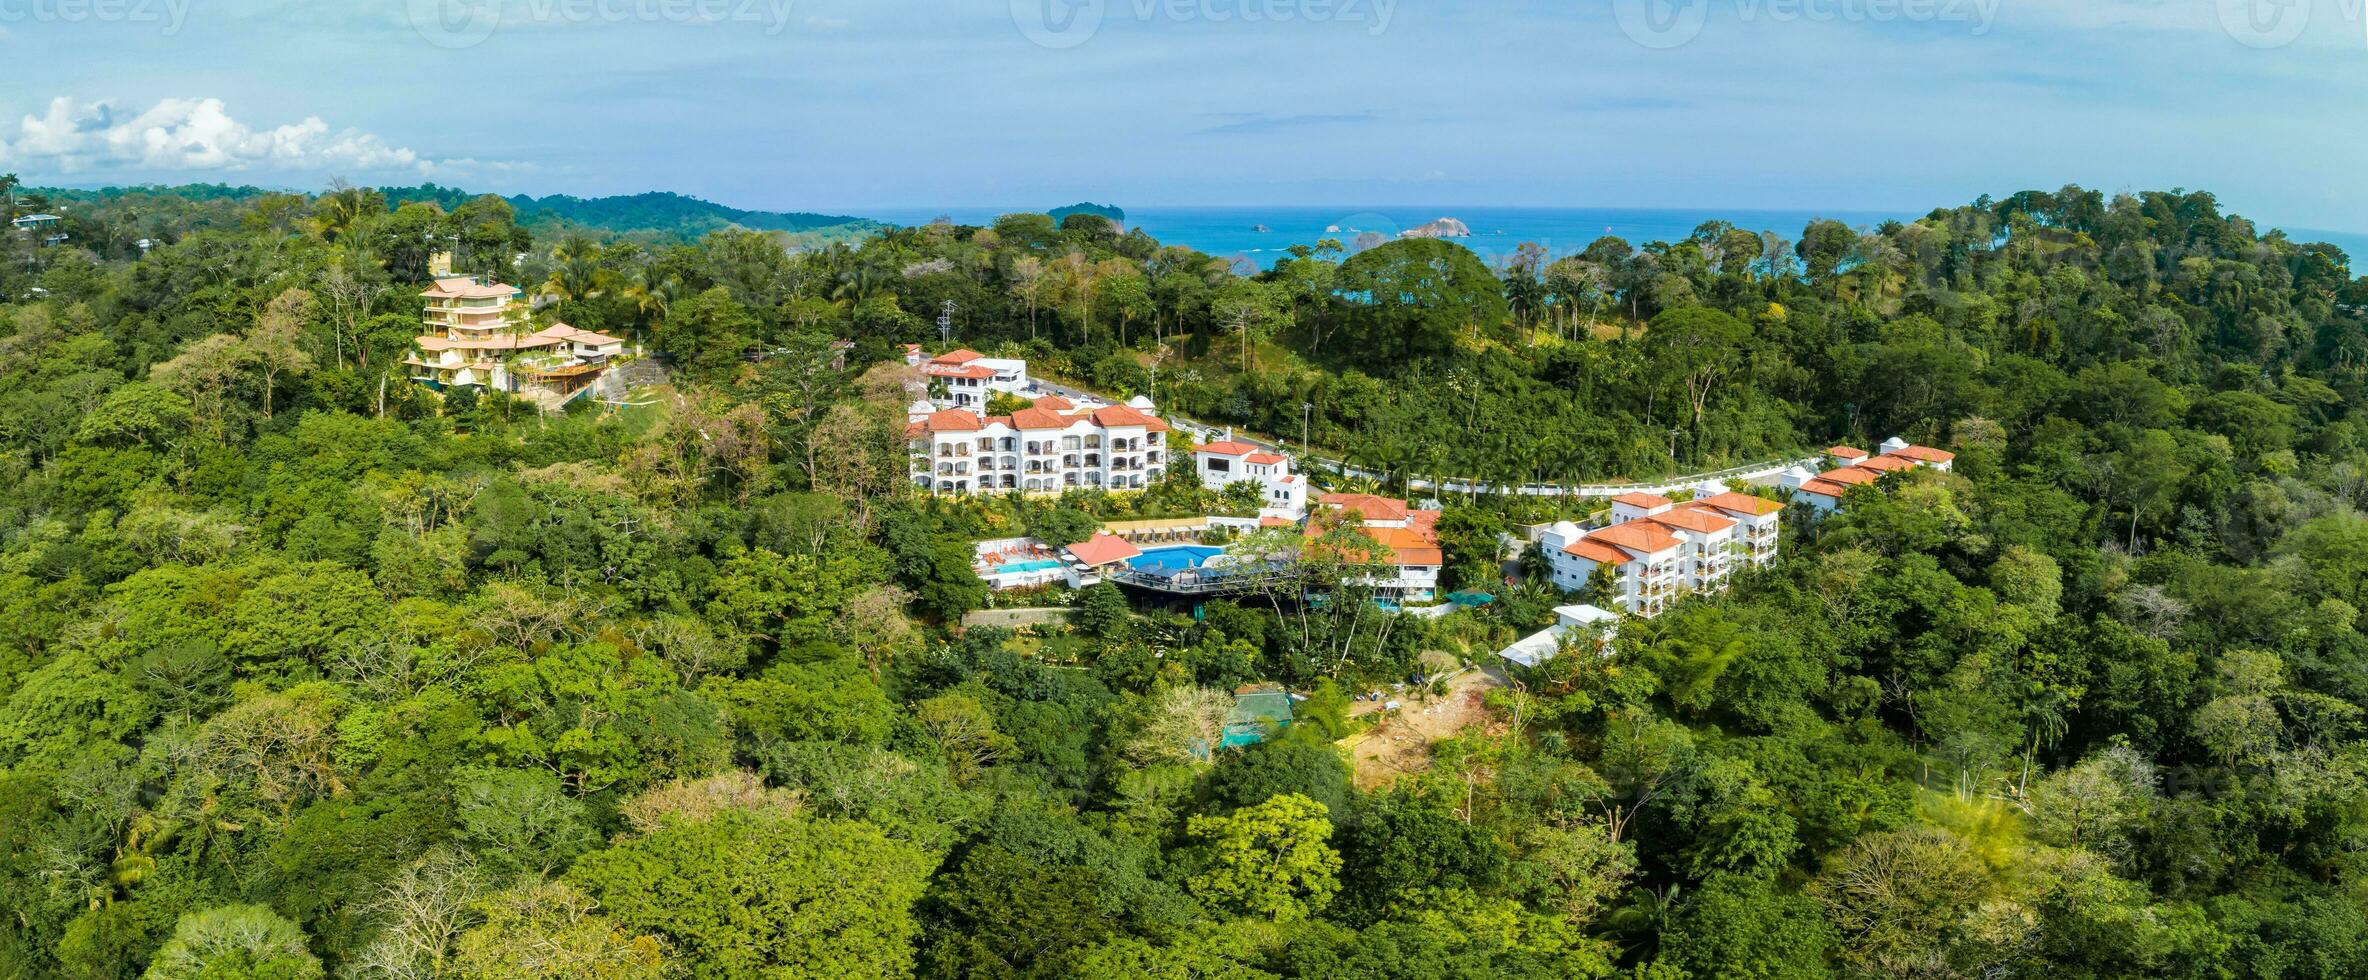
[861,204,2368,270]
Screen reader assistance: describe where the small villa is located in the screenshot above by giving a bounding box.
[1499,604,1621,667]
[906,345,1031,410]
[1194,430,1308,520]
[1782,436,1956,514]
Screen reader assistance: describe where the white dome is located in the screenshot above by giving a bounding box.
[1126,395,1156,410]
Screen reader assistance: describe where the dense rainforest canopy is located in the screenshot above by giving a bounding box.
[3,175,2368,978]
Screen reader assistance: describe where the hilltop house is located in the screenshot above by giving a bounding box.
[907,395,1169,495]
[1194,430,1307,519]
[1783,437,1956,513]
[1313,492,1443,603]
[402,256,624,410]
[1538,490,1783,619]
[906,345,1030,409]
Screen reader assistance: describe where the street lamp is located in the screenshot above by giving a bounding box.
[1301,402,1313,452]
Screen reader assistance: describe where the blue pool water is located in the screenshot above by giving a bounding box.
[1127,546,1224,575]
[995,559,1064,574]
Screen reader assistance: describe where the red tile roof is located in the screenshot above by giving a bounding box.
[1889,444,1955,463]
[1826,445,1868,459]
[1589,522,1682,556]
[1367,526,1443,565]
[1065,533,1141,567]
[1245,452,1285,466]
[1196,440,1259,456]
[1821,466,1881,486]
[1258,516,1292,527]
[1796,478,1850,499]
[1612,492,1672,509]
[925,363,998,379]
[1692,492,1783,517]
[1319,493,1410,523]
[421,277,519,300]
[1564,538,1633,565]
[1032,395,1075,411]
[1091,405,1168,433]
[1644,508,1735,534]
[932,348,984,364]
[914,410,983,433]
[1009,408,1072,430]
[1857,455,1916,473]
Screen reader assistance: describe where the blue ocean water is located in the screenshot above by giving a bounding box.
[859,205,2368,271]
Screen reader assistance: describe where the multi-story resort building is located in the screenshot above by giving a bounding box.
[1538,490,1784,619]
[403,256,625,410]
[907,394,1169,495]
[1781,437,1956,513]
[1314,492,1444,603]
[905,346,1031,410]
[1193,432,1308,519]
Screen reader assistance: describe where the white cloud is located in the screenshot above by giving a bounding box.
[0,96,455,177]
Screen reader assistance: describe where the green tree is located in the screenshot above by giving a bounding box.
[143,905,323,980]
[1185,792,1343,922]
[570,813,934,980]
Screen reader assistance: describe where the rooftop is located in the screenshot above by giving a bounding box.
[1691,491,1783,517]
[1066,533,1142,567]
[1588,521,1684,557]
[1611,492,1672,509]
[1319,493,1410,523]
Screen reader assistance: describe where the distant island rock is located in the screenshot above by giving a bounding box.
[1049,202,1125,224]
[1324,224,1342,233]
[1252,224,1272,233]
[1399,217,1473,239]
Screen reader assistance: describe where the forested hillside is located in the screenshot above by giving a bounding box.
[11,182,878,253]
[3,178,2368,979]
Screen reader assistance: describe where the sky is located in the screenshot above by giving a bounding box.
[1,0,2364,233]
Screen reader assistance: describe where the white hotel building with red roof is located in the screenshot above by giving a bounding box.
[907,393,1169,495]
[1539,490,1784,618]
[1192,429,1308,519]
[1781,437,1956,514]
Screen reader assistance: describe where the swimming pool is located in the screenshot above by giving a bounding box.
[995,559,1065,574]
[1127,545,1225,575]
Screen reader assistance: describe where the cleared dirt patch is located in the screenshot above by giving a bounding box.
[1344,665,1506,790]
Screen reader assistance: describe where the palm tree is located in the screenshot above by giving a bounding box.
[623,265,679,324]
[542,234,608,303]
[831,262,892,305]
[313,180,371,242]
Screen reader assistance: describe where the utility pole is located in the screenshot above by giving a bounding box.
[1301,402,1313,452]
[938,300,955,346]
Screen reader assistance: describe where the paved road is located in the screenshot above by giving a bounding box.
[1027,378,1814,499]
